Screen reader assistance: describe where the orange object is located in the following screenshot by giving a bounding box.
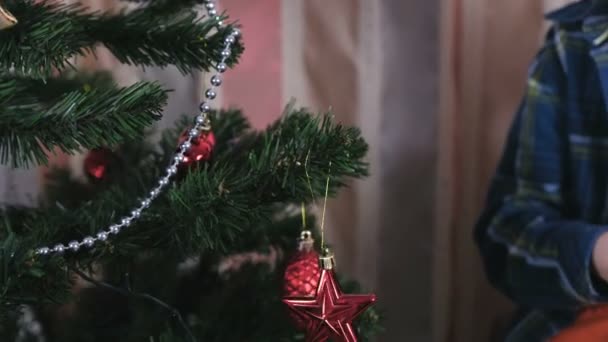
[551,305,608,341]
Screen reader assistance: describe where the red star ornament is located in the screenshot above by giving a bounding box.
[283,268,376,342]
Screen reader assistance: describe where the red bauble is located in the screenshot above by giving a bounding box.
[283,231,321,330]
[283,268,377,342]
[178,130,216,167]
[84,148,114,181]
[283,249,321,298]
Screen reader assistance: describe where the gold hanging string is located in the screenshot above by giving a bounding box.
[302,150,332,251]
[301,202,307,228]
[302,150,315,233]
[304,150,316,200]
[320,162,331,251]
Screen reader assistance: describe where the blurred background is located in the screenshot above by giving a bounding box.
[0,0,581,341]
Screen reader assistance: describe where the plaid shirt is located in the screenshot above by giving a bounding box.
[475,1,608,340]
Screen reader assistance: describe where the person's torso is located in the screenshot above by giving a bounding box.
[508,1,608,340]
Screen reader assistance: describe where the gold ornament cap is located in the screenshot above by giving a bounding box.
[298,230,314,252]
[200,117,212,132]
[319,248,336,270]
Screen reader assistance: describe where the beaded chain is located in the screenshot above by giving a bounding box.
[35,0,239,256]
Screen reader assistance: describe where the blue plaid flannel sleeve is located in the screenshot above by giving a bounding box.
[474,42,608,310]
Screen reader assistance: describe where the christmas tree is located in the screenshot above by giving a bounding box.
[0,0,381,341]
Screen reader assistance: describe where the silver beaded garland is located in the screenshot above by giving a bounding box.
[181,141,192,150]
[205,89,216,100]
[34,0,240,256]
[210,75,222,86]
[83,237,95,248]
[97,231,109,242]
[68,241,80,252]
[199,102,211,113]
[37,247,50,256]
[188,128,200,138]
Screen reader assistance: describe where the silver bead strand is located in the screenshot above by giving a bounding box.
[34,0,240,257]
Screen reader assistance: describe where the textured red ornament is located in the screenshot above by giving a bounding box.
[283,248,321,330]
[283,268,377,342]
[283,249,320,298]
[178,130,216,167]
[84,148,113,180]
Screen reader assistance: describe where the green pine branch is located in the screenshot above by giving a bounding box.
[88,8,240,74]
[0,108,368,313]
[0,0,242,78]
[120,0,207,13]
[0,75,167,167]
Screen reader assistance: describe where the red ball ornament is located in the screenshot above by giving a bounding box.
[283,249,320,298]
[178,130,216,167]
[283,231,321,330]
[84,148,114,181]
[284,231,320,297]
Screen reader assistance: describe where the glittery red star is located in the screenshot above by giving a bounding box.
[283,269,376,342]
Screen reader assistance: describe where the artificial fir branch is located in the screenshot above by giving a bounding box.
[0,71,116,103]
[88,8,240,74]
[119,0,201,6]
[0,77,167,167]
[0,109,368,321]
[120,0,214,17]
[0,0,242,78]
